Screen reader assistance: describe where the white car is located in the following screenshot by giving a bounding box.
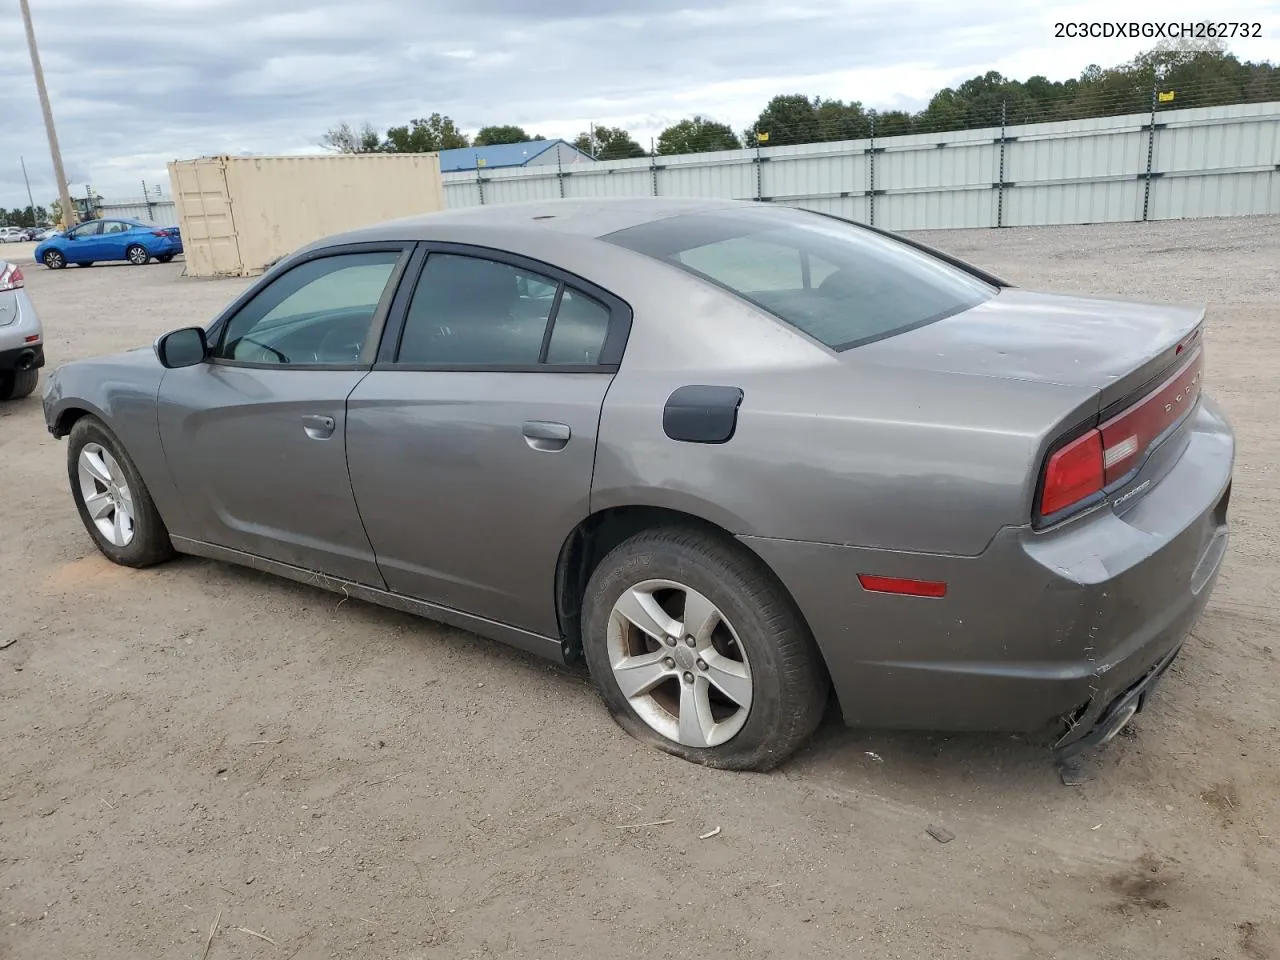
[0,260,43,400]
[0,227,28,243]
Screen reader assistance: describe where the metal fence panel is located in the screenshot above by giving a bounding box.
[434,101,1280,229]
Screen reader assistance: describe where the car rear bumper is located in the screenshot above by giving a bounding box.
[0,342,44,372]
[742,395,1234,743]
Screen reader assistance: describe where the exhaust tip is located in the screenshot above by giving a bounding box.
[15,349,35,371]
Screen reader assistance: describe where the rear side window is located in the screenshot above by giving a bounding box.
[395,253,612,367]
[605,211,995,350]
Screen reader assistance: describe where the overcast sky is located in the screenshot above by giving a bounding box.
[1,0,1275,208]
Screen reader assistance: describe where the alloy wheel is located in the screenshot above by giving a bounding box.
[606,578,753,747]
[128,246,148,265]
[77,442,136,547]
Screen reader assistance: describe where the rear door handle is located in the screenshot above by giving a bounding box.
[302,414,336,440]
[522,420,571,451]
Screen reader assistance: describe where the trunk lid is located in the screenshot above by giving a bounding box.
[861,288,1204,412]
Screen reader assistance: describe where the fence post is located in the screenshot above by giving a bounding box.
[476,160,485,205]
[1142,80,1158,222]
[557,150,565,199]
[650,138,659,196]
[754,129,763,201]
[868,111,877,226]
[996,101,1007,228]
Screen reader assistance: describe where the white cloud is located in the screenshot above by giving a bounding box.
[0,0,1274,206]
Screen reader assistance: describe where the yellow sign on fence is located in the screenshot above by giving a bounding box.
[1158,90,1176,103]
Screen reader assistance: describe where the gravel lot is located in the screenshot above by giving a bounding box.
[3,217,1279,960]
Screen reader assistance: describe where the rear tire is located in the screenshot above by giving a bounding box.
[581,527,829,771]
[126,245,149,266]
[156,254,175,264]
[0,368,38,401]
[78,261,94,267]
[67,416,175,568]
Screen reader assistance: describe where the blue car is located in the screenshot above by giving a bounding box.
[35,218,183,270]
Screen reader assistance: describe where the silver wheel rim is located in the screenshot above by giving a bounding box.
[47,252,62,267]
[77,443,136,547]
[129,247,147,264]
[607,579,753,748]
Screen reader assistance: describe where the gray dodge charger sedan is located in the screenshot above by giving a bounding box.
[42,198,1233,770]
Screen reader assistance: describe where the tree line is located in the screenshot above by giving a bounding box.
[322,44,1276,161]
[0,205,50,228]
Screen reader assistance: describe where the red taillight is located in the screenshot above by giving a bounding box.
[0,264,23,292]
[1040,429,1104,516]
[857,574,948,598]
[1098,347,1203,485]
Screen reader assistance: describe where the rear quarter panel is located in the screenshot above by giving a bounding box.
[591,273,1100,556]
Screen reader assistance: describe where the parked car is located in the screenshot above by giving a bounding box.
[0,227,27,243]
[41,198,1233,770]
[0,259,44,401]
[32,228,58,242]
[34,218,182,269]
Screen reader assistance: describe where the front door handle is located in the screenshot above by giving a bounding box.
[522,420,571,451]
[302,414,336,440]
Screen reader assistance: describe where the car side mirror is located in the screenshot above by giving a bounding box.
[155,327,208,368]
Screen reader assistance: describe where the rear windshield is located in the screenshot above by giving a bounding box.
[604,211,996,350]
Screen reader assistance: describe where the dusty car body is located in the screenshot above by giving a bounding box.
[0,260,43,401]
[42,198,1233,769]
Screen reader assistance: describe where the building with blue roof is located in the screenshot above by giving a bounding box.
[438,139,595,173]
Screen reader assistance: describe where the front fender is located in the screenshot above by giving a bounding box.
[42,351,188,537]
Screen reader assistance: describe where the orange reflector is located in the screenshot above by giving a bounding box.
[857,574,947,598]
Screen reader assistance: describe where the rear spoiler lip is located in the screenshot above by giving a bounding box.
[1098,310,1206,421]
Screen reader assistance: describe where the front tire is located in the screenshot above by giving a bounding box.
[126,245,149,266]
[43,250,65,269]
[67,416,175,568]
[0,368,38,401]
[581,527,829,771]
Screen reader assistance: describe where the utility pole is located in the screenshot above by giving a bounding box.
[19,0,77,228]
[20,157,36,223]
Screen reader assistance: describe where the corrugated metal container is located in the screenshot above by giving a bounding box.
[167,153,445,278]
[98,200,180,226]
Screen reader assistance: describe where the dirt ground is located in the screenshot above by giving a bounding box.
[3,216,1279,960]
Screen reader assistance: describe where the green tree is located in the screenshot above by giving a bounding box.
[573,125,646,160]
[656,115,742,155]
[474,125,544,145]
[384,113,470,152]
[751,94,819,146]
[320,121,382,153]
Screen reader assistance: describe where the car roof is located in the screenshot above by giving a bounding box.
[321,197,774,247]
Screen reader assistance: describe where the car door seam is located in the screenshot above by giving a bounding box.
[342,369,390,591]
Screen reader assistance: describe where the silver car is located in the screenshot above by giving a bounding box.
[0,260,44,401]
[41,199,1234,770]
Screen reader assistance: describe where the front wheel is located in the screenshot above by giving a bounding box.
[0,368,38,401]
[67,416,175,567]
[126,245,149,266]
[581,527,829,771]
[43,250,65,269]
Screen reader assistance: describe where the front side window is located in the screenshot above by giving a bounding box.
[214,251,401,365]
[68,222,102,239]
[396,253,611,367]
[605,211,995,350]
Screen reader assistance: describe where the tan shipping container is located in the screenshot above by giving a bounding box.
[167,153,446,278]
